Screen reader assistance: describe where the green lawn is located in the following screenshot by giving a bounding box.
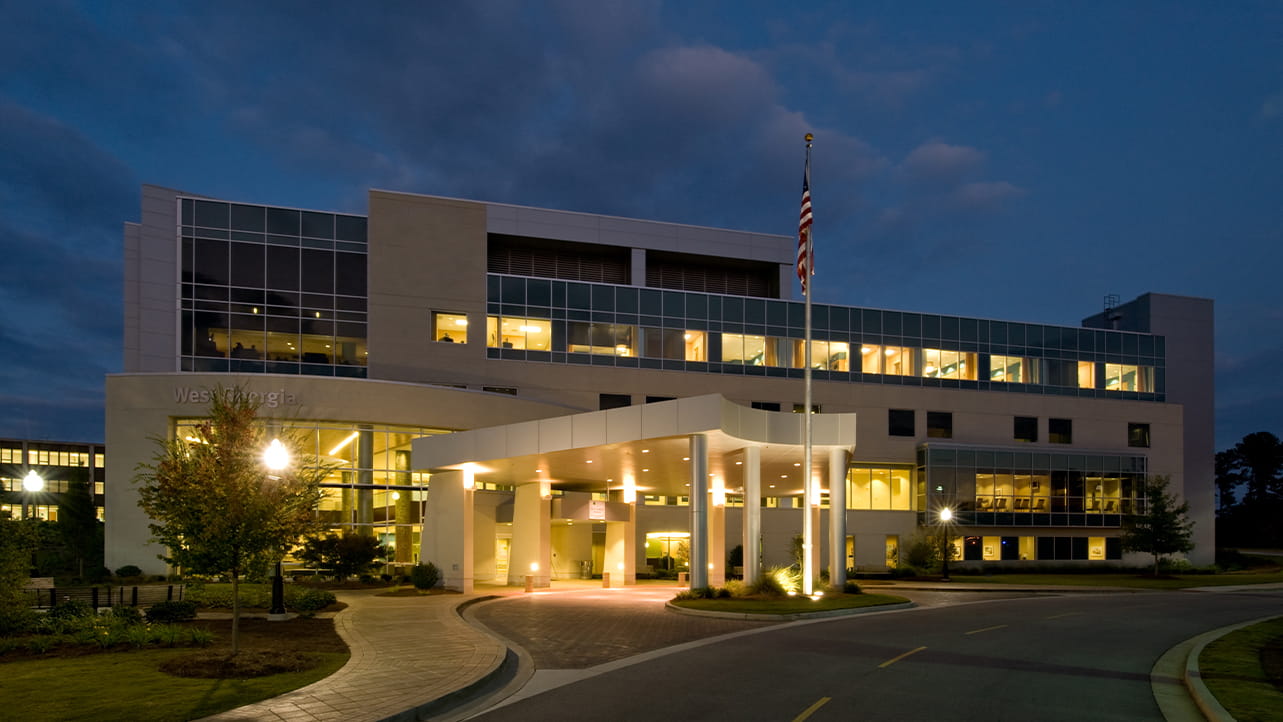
[671,592,907,614]
[905,571,1283,590]
[1199,616,1283,722]
[3,648,348,722]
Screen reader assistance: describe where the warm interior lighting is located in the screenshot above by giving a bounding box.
[391,491,400,500]
[328,431,359,456]
[885,348,897,356]
[530,562,539,572]
[462,464,476,490]
[519,325,542,333]
[455,318,468,326]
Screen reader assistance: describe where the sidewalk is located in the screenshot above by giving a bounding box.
[200,589,509,722]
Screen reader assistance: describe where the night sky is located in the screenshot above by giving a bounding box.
[2,1,1279,450]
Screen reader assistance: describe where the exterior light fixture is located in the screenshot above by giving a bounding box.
[22,470,44,492]
[263,438,289,471]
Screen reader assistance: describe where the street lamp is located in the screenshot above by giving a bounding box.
[22,470,44,519]
[938,506,953,582]
[264,439,289,620]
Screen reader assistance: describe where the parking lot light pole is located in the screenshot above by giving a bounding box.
[938,507,953,582]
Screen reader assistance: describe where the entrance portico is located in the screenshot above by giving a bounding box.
[414,395,856,593]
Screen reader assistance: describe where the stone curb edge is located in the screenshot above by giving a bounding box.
[1182,614,1281,722]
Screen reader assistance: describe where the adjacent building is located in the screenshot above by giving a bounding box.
[105,185,1215,588]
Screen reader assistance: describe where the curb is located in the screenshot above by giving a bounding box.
[665,599,916,621]
[1181,615,1280,722]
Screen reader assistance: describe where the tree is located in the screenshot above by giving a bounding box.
[1217,432,1283,506]
[298,532,389,580]
[0,514,40,635]
[1121,475,1195,576]
[56,470,102,579]
[135,386,329,654]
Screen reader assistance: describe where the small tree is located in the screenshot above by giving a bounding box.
[0,514,40,635]
[298,532,389,581]
[56,472,103,579]
[1121,475,1195,576]
[135,386,329,654]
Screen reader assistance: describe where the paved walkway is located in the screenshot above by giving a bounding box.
[201,589,507,722]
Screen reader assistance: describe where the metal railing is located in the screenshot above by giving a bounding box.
[25,585,185,609]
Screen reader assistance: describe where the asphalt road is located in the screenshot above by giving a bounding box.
[471,586,1283,721]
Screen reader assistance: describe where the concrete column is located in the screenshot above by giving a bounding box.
[422,470,473,593]
[808,501,821,586]
[742,445,761,584]
[630,248,647,287]
[393,450,414,565]
[509,482,551,587]
[828,447,849,589]
[604,502,636,587]
[708,494,726,587]
[689,434,709,589]
[356,425,374,533]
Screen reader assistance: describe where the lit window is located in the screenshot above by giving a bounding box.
[793,340,850,371]
[860,345,913,375]
[487,316,552,350]
[642,328,706,361]
[990,355,1031,383]
[1104,363,1152,392]
[433,312,468,344]
[923,349,977,380]
[721,333,775,366]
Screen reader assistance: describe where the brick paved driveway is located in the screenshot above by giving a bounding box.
[469,585,779,669]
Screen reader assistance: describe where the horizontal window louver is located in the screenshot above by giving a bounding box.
[646,262,774,298]
[488,244,628,284]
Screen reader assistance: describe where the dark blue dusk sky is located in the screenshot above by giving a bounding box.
[1,1,1280,450]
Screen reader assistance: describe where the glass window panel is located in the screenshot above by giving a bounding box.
[300,250,334,294]
[301,211,334,239]
[923,349,976,380]
[335,215,367,242]
[266,207,300,235]
[194,200,229,228]
[1078,361,1096,389]
[433,312,469,343]
[334,252,366,297]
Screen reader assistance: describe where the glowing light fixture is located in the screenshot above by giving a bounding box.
[22,470,44,492]
[263,438,289,471]
[328,431,359,456]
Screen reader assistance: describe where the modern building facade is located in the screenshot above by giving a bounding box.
[1,438,105,522]
[105,185,1215,587]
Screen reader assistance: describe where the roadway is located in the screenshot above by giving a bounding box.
[468,585,1283,721]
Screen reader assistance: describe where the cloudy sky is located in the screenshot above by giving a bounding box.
[1,1,1280,450]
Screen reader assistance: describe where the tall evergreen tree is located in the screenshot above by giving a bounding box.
[56,470,102,579]
[135,386,329,653]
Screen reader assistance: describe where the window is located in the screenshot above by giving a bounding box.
[888,409,915,437]
[792,403,821,413]
[860,344,913,375]
[990,355,1035,383]
[568,322,636,356]
[751,401,782,412]
[793,340,850,371]
[923,349,976,380]
[927,412,952,439]
[1049,418,1072,444]
[643,328,706,361]
[1105,363,1153,392]
[847,466,913,510]
[599,394,631,410]
[487,316,551,350]
[721,333,775,366]
[433,312,468,344]
[1128,423,1151,448]
[1014,416,1038,443]
[646,396,676,404]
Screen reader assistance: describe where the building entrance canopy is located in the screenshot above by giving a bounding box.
[411,395,856,498]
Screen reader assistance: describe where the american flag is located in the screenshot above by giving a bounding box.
[796,149,813,292]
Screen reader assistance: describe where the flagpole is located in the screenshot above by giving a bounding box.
[801,133,814,596]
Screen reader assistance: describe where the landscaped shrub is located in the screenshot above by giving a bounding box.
[108,605,143,625]
[411,562,440,590]
[673,586,717,600]
[48,599,95,621]
[287,587,336,615]
[146,600,198,623]
[722,578,748,597]
[114,564,143,578]
[842,579,861,594]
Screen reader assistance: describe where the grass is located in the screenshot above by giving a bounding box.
[671,592,908,614]
[1199,616,1283,722]
[907,571,1283,590]
[1,617,348,722]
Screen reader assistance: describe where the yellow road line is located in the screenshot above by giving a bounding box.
[1045,612,1083,619]
[792,696,831,722]
[879,645,927,668]
[964,624,1009,635]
